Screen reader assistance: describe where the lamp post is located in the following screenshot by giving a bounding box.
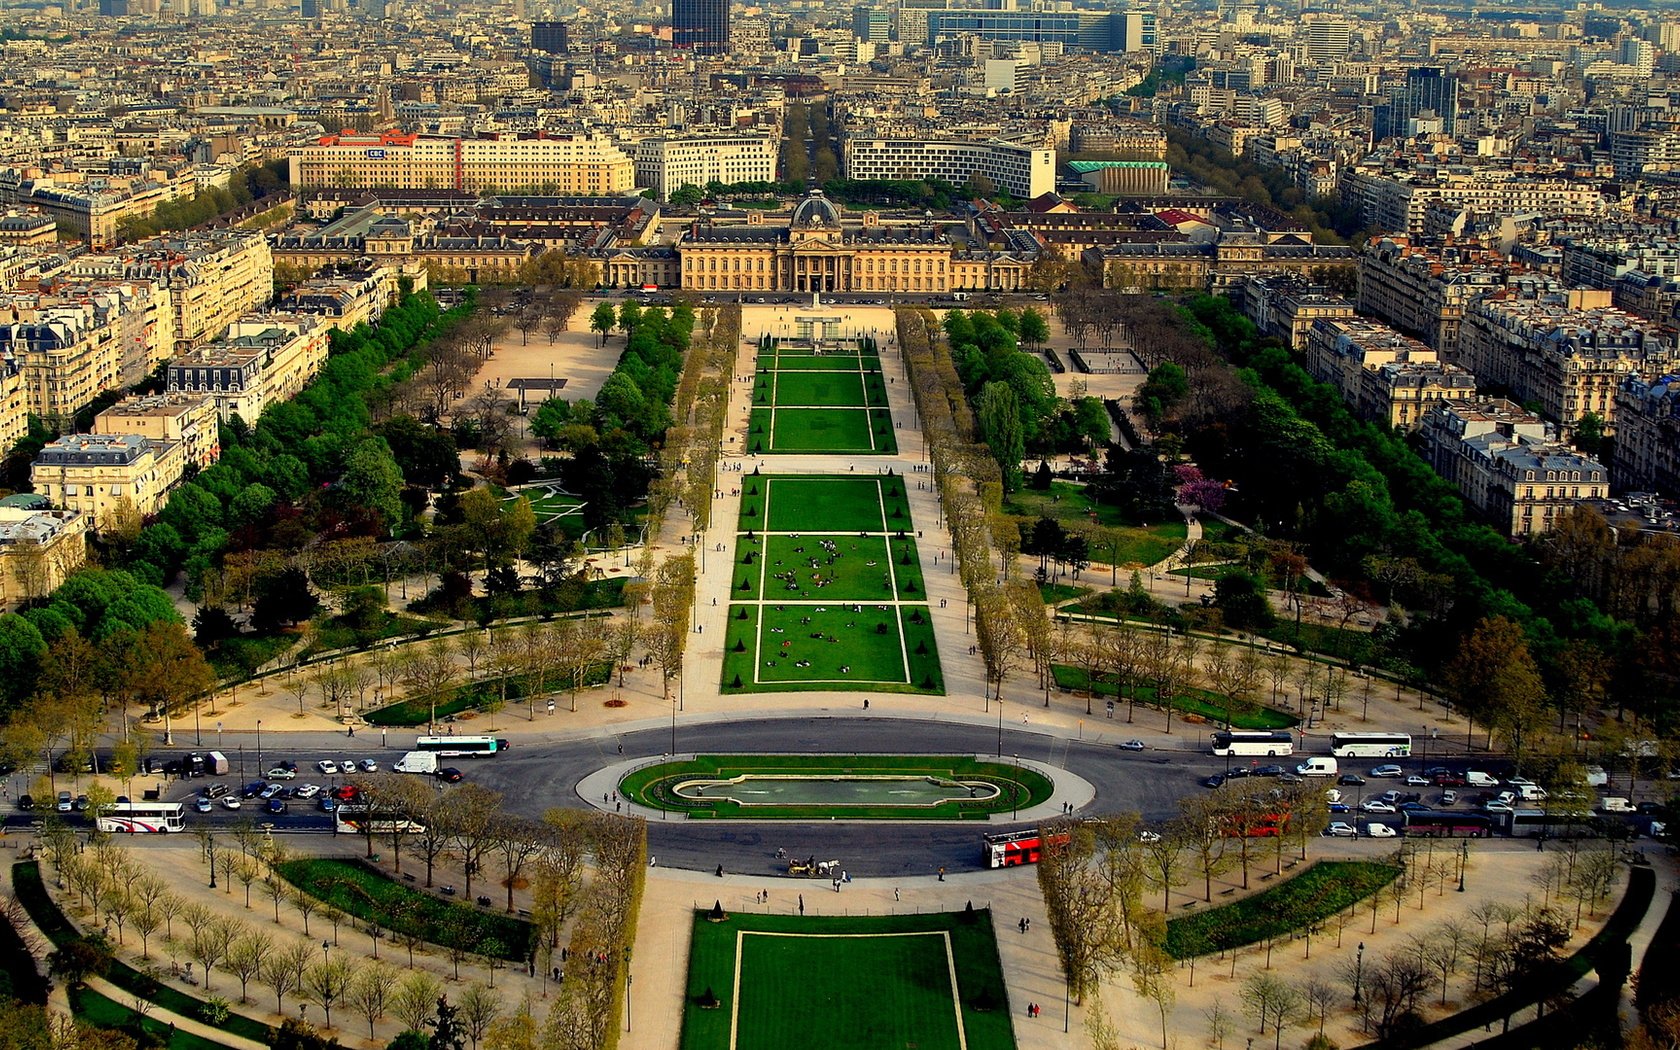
[216,721,223,753]
[1353,941,1365,1004]
[207,838,217,889]
[194,701,202,746]
[1012,754,1020,820]
[1457,839,1468,892]
[996,697,1004,758]
[256,720,263,775]
[322,940,330,964]
[624,947,633,1032]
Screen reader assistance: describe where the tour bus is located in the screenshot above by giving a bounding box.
[1401,811,1495,838]
[983,828,1071,868]
[97,801,186,834]
[335,806,425,836]
[412,736,510,758]
[1209,730,1295,757]
[1329,732,1414,758]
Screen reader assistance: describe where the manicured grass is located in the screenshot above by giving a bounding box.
[721,605,942,694]
[275,858,533,960]
[679,910,1015,1050]
[518,487,586,524]
[749,475,912,534]
[1197,518,1239,544]
[1050,665,1298,729]
[748,344,896,454]
[621,755,1052,820]
[1254,620,1374,663]
[1039,582,1091,603]
[1004,480,1175,531]
[733,534,925,602]
[364,659,612,726]
[770,370,869,407]
[70,986,238,1050]
[1168,563,1245,582]
[13,862,276,1044]
[751,407,895,455]
[1164,861,1401,959]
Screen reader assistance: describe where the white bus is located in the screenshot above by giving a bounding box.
[335,806,425,835]
[97,801,186,834]
[1210,730,1295,757]
[413,736,509,758]
[1329,732,1413,758]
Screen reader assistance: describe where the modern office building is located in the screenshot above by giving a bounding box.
[1375,67,1460,140]
[531,21,570,54]
[1302,19,1351,64]
[853,6,891,42]
[673,0,730,54]
[843,138,1056,199]
[633,135,777,202]
[288,131,636,195]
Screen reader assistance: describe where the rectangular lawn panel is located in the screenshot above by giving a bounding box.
[768,408,880,454]
[680,910,1016,1050]
[762,353,875,372]
[771,369,867,407]
[753,534,900,602]
[754,604,907,685]
[757,475,911,534]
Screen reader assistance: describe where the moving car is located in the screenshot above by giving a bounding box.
[222,796,242,810]
[1202,774,1226,789]
[1338,774,1366,786]
[194,796,213,813]
[1370,765,1404,778]
[1361,800,1396,814]
[1120,740,1146,752]
[1365,823,1397,838]
[436,767,464,783]
[1324,822,1358,838]
[265,798,288,815]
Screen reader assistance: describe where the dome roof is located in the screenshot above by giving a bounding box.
[791,190,840,228]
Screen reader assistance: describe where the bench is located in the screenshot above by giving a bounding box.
[403,873,416,882]
[1220,887,1236,896]
[1260,872,1276,881]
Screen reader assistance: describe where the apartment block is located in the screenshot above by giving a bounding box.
[1459,290,1673,435]
[1560,238,1680,291]
[1239,274,1355,351]
[165,313,329,423]
[288,131,636,196]
[31,433,187,529]
[1304,317,1478,430]
[1358,237,1552,360]
[105,231,275,353]
[1420,398,1609,537]
[273,262,411,334]
[1612,373,1680,497]
[632,135,778,202]
[92,393,221,471]
[0,281,170,428]
[843,138,1056,199]
[0,505,87,608]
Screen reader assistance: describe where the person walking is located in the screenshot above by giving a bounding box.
[798,894,805,916]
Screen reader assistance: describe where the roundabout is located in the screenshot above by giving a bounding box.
[618,754,1057,820]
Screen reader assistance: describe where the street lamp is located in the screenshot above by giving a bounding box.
[256,720,263,775]
[322,941,330,963]
[624,947,633,1032]
[996,697,1004,758]
[1457,840,1468,892]
[1353,941,1365,1003]
[195,700,202,746]
[216,721,223,753]
[1012,754,1020,820]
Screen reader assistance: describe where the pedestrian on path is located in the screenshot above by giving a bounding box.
[799,894,805,915]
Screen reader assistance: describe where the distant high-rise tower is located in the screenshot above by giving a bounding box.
[1375,66,1460,140]
[673,0,729,54]
[1302,19,1350,64]
[853,5,890,42]
[532,20,569,52]
[98,0,128,15]
[300,0,319,17]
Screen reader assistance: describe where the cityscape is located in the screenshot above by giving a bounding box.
[0,0,1676,1048]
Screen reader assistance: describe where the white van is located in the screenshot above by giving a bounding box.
[1518,784,1548,802]
[1465,771,1499,788]
[1584,766,1609,788]
[1296,756,1338,777]
[393,751,439,775]
[1597,796,1636,814]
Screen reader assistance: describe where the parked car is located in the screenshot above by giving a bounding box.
[1137,830,1161,843]
[1370,765,1404,778]
[1224,768,1251,780]
[1495,791,1517,807]
[1638,801,1665,815]
[1361,800,1396,814]
[266,766,297,780]
[222,796,242,810]
[436,767,464,783]
[55,792,72,812]
[16,794,32,811]
[1405,775,1430,787]
[1398,802,1431,813]
[1254,765,1287,778]
[1324,822,1358,838]
[1278,773,1303,784]
[294,784,321,800]
[359,759,378,772]
[265,798,288,815]
[1328,803,1351,814]
[1338,774,1367,786]
[259,784,284,800]
[1365,823,1398,838]
[316,760,339,775]
[204,783,229,800]
[72,795,88,811]
[319,796,339,813]
[1439,790,1459,806]
[1119,740,1146,752]
[241,781,266,799]
[1202,774,1226,789]
[332,785,360,800]
[1433,772,1467,787]
[1484,801,1514,814]
[1325,789,1343,804]
[194,796,213,813]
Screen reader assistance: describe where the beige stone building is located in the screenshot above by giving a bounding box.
[166,313,330,424]
[1304,317,1478,430]
[93,393,221,472]
[1420,398,1609,536]
[104,231,275,353]
[0,281,171,429]
[288,131,636,195]
[0,504,86,608]
[1356,237,1524,359]
[1240,274,1355,351]
[1612,374,1680,497]
[1458,289,1674,436]
[31,433,187,529]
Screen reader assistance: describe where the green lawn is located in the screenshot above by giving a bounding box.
[1050,665,1298,729]
[1254,619,1375,664]
[275,858,533,960]
[722,604,942,693]
[680,910,1016,1050]
[1039,582,1092,603]
[750,475,913,534]
[1164,861,1401,959]
[770,369,868,407]
[749,407,897,454]
[1168,563,1245,582]
[365,658,612,726]
[1003,480,1165,530]
[748,344,896,454]
[733,534,924,602]
[621,755,1052,820]
[70,986,238,1050]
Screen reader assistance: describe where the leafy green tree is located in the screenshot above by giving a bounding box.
[978,381,1026,491]
[253,567,319,629]
[228,483,278,531]
[376,416,459,489]
[1213,569,1274,629]
[616,301,642,337]
[338,437,406,534]
[588,302,617,344]
[1135,362,1188,427]
[667,184,704,206]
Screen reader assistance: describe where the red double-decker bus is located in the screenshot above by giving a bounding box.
[983,828,1071,868]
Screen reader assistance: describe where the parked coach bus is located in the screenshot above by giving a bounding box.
[97,801,186,834]
[1210,730,1295,757]
[413,736,509,758]
[1330,732,1413,758]
[1402,811,1494,838]
[984,828,1071,868]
